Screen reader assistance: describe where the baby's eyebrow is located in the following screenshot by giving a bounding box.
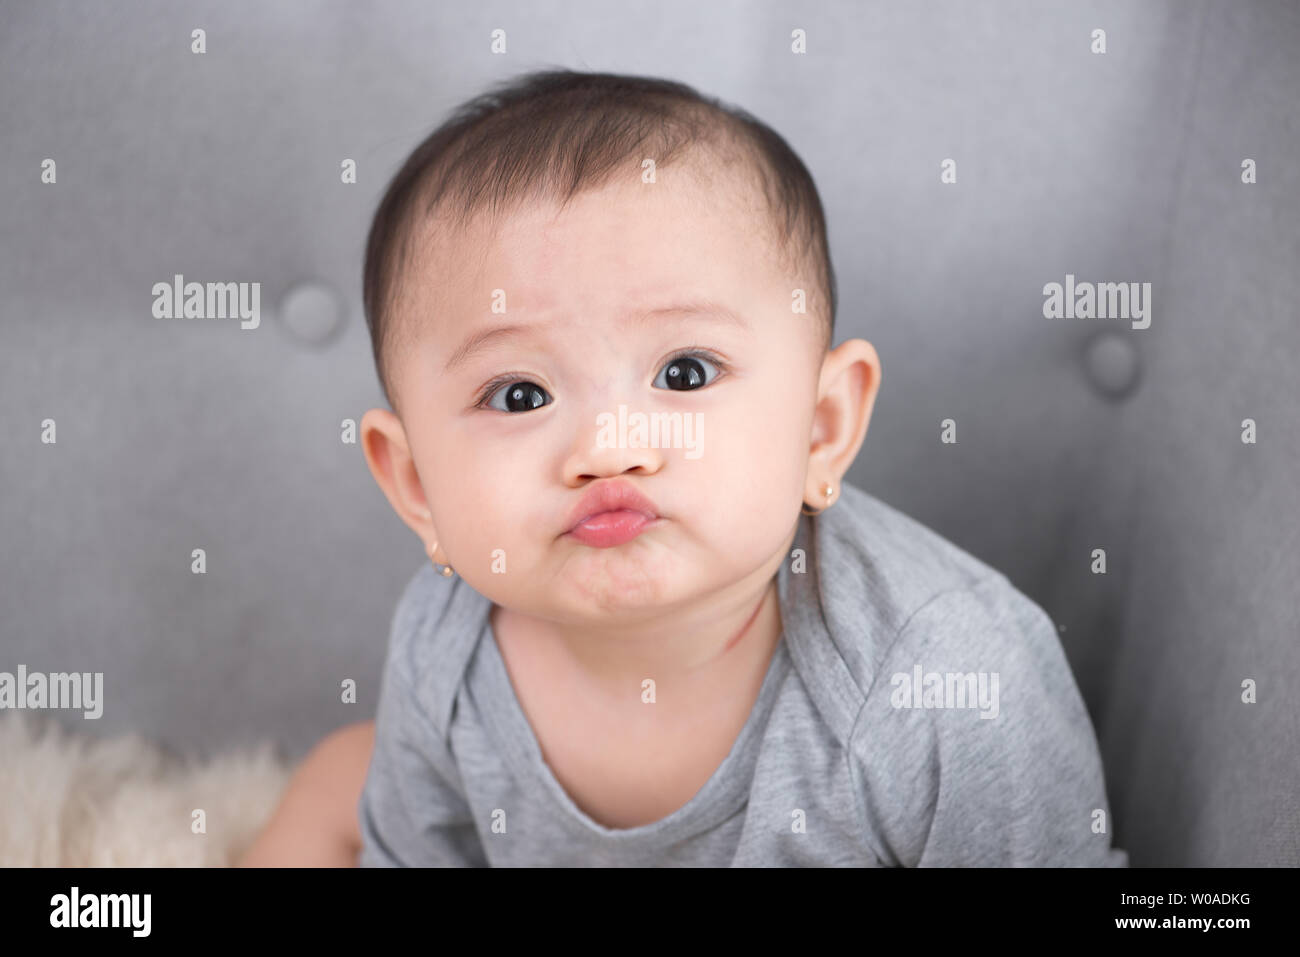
[443,299,747,373]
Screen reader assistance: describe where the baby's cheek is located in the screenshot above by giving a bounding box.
[703,399,806,490]
[446,483,526,561]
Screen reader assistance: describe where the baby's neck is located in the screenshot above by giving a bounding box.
[490,571,784,700]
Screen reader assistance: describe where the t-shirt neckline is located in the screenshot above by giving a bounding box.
[469,582,793,846]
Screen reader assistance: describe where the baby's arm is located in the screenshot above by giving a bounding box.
[236,720,375,867]
[851,581,1127,866]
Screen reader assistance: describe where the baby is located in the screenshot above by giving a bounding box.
[242,69,1127,867]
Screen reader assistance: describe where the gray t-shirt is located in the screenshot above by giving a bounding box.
[359,481,1129,866]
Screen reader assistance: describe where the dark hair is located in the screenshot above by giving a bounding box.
[362,68,837,412]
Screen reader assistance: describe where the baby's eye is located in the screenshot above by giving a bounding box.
[653,353,721,391]
[483,380,551,413]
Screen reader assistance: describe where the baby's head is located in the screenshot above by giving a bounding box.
[360,69,880,623]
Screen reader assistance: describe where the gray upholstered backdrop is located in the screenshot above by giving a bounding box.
[1,0,1296,867]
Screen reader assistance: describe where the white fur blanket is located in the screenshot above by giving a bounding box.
[0,712,292,866]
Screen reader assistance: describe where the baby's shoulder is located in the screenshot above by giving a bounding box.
[786,482,1067,733]
[822,481,1006,621]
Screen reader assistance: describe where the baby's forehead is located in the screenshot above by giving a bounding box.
[410,170,783,300]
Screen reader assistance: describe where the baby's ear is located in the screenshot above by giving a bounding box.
[359,408,435,537]
[810,337,881,472]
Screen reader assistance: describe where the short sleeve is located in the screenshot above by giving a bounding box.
[358,584,487,867]
[849,579,1129,867]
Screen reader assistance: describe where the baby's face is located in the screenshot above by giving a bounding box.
[377,169,832,623]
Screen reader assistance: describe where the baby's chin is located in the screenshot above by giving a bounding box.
[487,536,717,619]
[553,542,689,614]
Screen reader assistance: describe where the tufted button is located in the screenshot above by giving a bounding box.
[1083,331,1140,399]
[278,281,345,345]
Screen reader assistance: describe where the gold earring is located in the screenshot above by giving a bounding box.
[800,482,835,516]
[426,540,455,577]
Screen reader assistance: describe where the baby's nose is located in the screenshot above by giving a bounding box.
[562,398,664,483]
